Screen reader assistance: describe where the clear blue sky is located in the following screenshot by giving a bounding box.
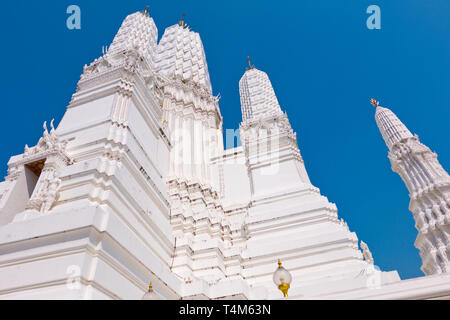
[1,1,448,279]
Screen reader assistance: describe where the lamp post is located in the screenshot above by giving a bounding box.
[273,259,292,298]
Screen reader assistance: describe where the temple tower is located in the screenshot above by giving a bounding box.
[4,9,432,300]
[155,20,223,186]
[228,67,401,298]
[239,66,311,196]
[0,10,181,299]
[373,99,450,275]
[153,19,230,284]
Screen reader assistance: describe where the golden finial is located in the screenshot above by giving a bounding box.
[179,13,186,28]
[370,98,380,108]
[247,56,254,70]
[148,282,153,292]
[144,6,149,15]
[278,259,282,268]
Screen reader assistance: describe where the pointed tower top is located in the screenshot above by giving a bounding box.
[155,21,212,93]
[107,11,158,64]
[374,101,413,150]
[239,67,283,123]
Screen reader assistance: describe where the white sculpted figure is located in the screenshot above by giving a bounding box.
[361,240,374,264]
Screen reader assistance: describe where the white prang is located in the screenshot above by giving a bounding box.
[239,68,283,123]
[108,12,158,66]
[0,10,449,300]
[155,24,212,93]
[375,104,450,275]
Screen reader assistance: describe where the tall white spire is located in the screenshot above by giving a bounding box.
[373,99,450,275]
[154,20,225,284]
[155,21,220,185]
[239,64,312,188]
[239,67,283,123]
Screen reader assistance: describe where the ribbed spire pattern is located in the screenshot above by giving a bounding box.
[374,103,450,275]
[108,12,158,65]
[375,106,413,150]
[239,68,283,123]
[155,25,212,93]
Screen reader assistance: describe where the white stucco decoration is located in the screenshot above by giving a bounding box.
[0,11,448,300]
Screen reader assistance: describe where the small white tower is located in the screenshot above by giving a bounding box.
[373,98,450,275]
[239,62,311,196]
[239,59,283,122]
[232,66,401,299]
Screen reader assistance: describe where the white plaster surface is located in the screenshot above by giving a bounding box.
[0,11,448,300]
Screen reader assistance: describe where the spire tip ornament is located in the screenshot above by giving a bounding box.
[179,13,187,29]
[370,98,380,108]
[247,56,255,70]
